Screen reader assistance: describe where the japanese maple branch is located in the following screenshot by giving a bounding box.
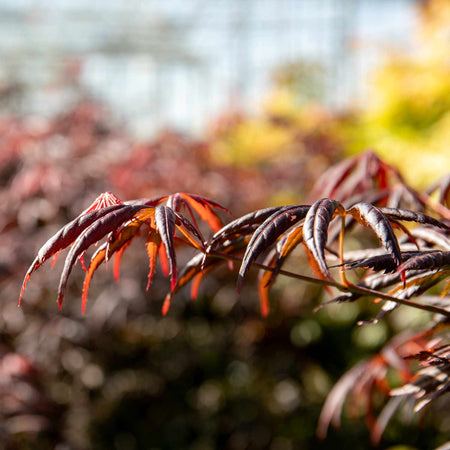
[207,250,450,318]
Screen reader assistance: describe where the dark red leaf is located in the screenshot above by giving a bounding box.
[303,198,344,278]
[397,251,450,273]
[174,212,205,249]
[347,203,403,267]
[80,217,148,313]
[155,205,177,292]
[345,251,426,273]
[56,205,148,308]
[379,207,449,229]
[237,205,310,293]
[19,204,125,305]
[208,206,283,251]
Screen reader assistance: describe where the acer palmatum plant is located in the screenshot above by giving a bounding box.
[19,151,450,446]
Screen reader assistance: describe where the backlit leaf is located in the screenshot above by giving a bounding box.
[81,218,147,313]
[81,246,107,314]
[19,204,124,305]
[179,192,231,232]
[257,250,277,317]
[145,230,161,291]
[56,205,148,308]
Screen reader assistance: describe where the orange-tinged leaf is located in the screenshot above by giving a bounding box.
[258,252,277,317]
[113,245,128,282]
[81,191,123,215]
[81,217,147,312]
[179,193,224,232]
[190,272,204,301]
[51,251,61,267]
[56,205,147,308]
[81,247,107,314]
[155,206,177,292]
[172,253,215,296]
[132,207,157,223]
[19,204,124,305]
[159,245,169,277]
[175,213,205,250]
[145,231,161,291]
[268,226,304,286]
[238,205,310,294]
[441,279,450,298]
[162,293,171,316]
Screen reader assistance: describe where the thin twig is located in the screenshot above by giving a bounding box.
[206,250,450,319]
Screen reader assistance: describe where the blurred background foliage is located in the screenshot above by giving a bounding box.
[341,0,450,187]
[0,0,449,449]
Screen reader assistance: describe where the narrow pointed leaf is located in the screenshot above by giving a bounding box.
[125,195,169,207]
[172,253,214,296]
[237,205,310,293]
[81,246,108,314]
[162,293,172,316]
[108,213,153,280]
[81,219,146,313]
[360,271,405,291]
[405,227,450,250]
[113,244,133,282]
[56,205,147,307]
[303,198,344,278]
[208,206,284,250]
[348,203,403,267]
[177,242,245,295]
[155,205,177,291]
[310,156,357,200]
[180,193,231,215]
[158,244,169,277]
[19,204,124,304]
[174,213,205,250]
[388,270,448,300]
[268,226,304,286]
[258,250,277,317]
[190,272,206,301]
[397,251,450,273]
[166,240,248,314]
[441,279,450,298]
[179,193,230,232]
[167,193,183,212]
[379,207,449,229]
[345,251,426,273]
[145,230,161,291]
